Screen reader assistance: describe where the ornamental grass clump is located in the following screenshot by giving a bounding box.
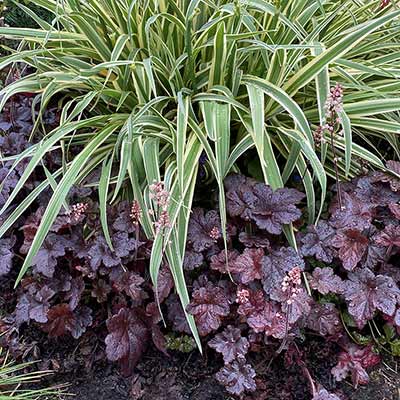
[0,0,400,346]
[0,348,60,400]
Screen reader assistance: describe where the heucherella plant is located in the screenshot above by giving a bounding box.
[0,0,400,349]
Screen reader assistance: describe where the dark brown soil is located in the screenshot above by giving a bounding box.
[49,347,227,400]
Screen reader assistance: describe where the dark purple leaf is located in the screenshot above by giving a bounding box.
[68,184,93,202]
[210,250,239,274]
[394,309,400,327]
[278,288,312,324]
[183,249,204,270]
[312,388,341,400]
[331,230,368,271]
[91,279,111,303]
[87,232,138,269]
[331,344,380,387]
[0,167,18,208]
[51,213,74,233]
[261,246,305,299]
[378,263,400,284]
[299,221,336,263]
[166,294,191,334]
[186,283,230,336]
[0,236,16,276]
[69,306,93,339]
[64,276,85,310]
[231,248,264,284]
[105,307,149,375]
[187,208,222,252]
[48,271,72,293]
[113,271,146,304]
[248,183,304,234]
[20,208,44,254]
[112,200,137,233]
[375,224,400,248]
[15,296,30,325]
[237,289,286,338]
[44,303,92,339]
[329,192,373,231]
[373,160,400,192]
[389,203,400,219]
[307,302,342,337]
[192,274,210,290]
[216,358,256,396]
[343,268,400,328]
[15,284,55,325]
[209,326,250,364]
[156,264,174,303]
[204,243,221,260]
[363,241,387,269]
[145,303,168,356]
[309,267,344,295]
[113,231,142,258]
[225,174,257,220]
[239,232,270,249]
[145,302,161,325]
[0,121,12,132]
[355,176,399,207]
[51,203,88,232]
[32,234,66,277]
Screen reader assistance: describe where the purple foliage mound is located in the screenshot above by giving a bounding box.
[183,168,400,397]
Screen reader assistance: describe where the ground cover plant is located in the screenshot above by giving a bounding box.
[184,168,400,397]
[1,0,400,399]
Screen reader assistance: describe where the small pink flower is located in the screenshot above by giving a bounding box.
[149,181,170,210]
[130,200,142,226]
[209,226,221,241]
[154,209,171,234]
[325,83,344,117]
[281,267,302,305]
[236,288,250,304]
[313,126,324,147]
[69,202,88,223]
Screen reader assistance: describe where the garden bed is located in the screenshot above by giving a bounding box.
[1,1,400,400]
